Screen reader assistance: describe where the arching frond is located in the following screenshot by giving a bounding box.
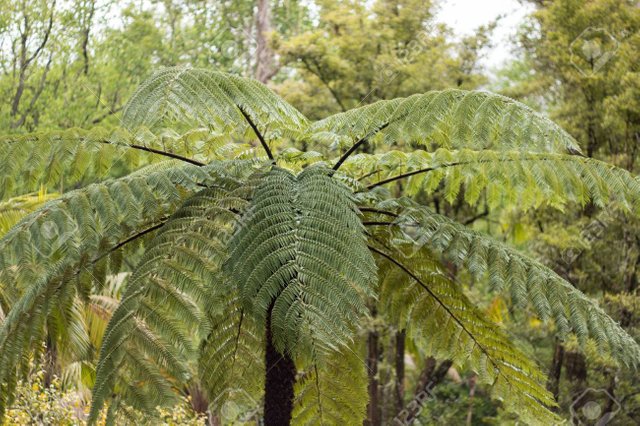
[122,67,310,145]
[0,162,247,418]
[366,200,640,367]
[199,294,264,421]
[347,149,640,211]
[292,345,368,425]
[312,89,581,154]
[371,246,558,425]
[0,127,256,200]
[89,183,248,424]
[225,166,377,358]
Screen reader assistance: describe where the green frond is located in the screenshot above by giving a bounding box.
[225,166,377,358]
[122,67,309,142]
[0,163,245,419]
[372,246,559,425]
[0,127,253,200]
[292,345,368,425]
[312,89,581,154]
[368,200,640,368]
[199,294,264,420]
[89,183,247,424]
[347,149,640,211]
[0,191,58,233]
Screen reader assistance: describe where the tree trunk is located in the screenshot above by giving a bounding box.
[43,334,58,388]
[365,325,381,426]
[565,350,588,405]
[465,373,477,426]
[264,309,296,426]
[394,329,406,415]
[546,339,565,406]
[255,0,276,83]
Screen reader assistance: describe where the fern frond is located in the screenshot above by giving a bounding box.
[225,166,377,358]
[371,245,559,425]
[89,183,248,424]
[199,294,264,421]
[346,149,640,211]
[292,345,368,425]
[122,67,309,144]
[0,127,257,200]
[367,200,640,367]
[312,89,581,154]
[0,191,58,233]
[0,163,245,418]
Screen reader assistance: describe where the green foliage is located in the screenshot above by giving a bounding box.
[369,199,640,367]
[292,346,368,424]
[122,68,309,141]
[373,249,558,425]
[347,148,640,210]
[1,68,639,426]
[312,89,582,155]
[226,166,376,358]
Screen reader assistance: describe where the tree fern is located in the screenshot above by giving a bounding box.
[0,69,638,425]
[225,166,376,359]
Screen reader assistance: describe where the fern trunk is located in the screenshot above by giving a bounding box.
[264,308,296,425]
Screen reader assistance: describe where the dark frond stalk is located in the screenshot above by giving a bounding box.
[91,220,167,264]
[264,305,296,426]
[100,140,206,166]
[333,122,390,171]
[366,166,442,190]
[238,107,274,162]
[127,143,206,166]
